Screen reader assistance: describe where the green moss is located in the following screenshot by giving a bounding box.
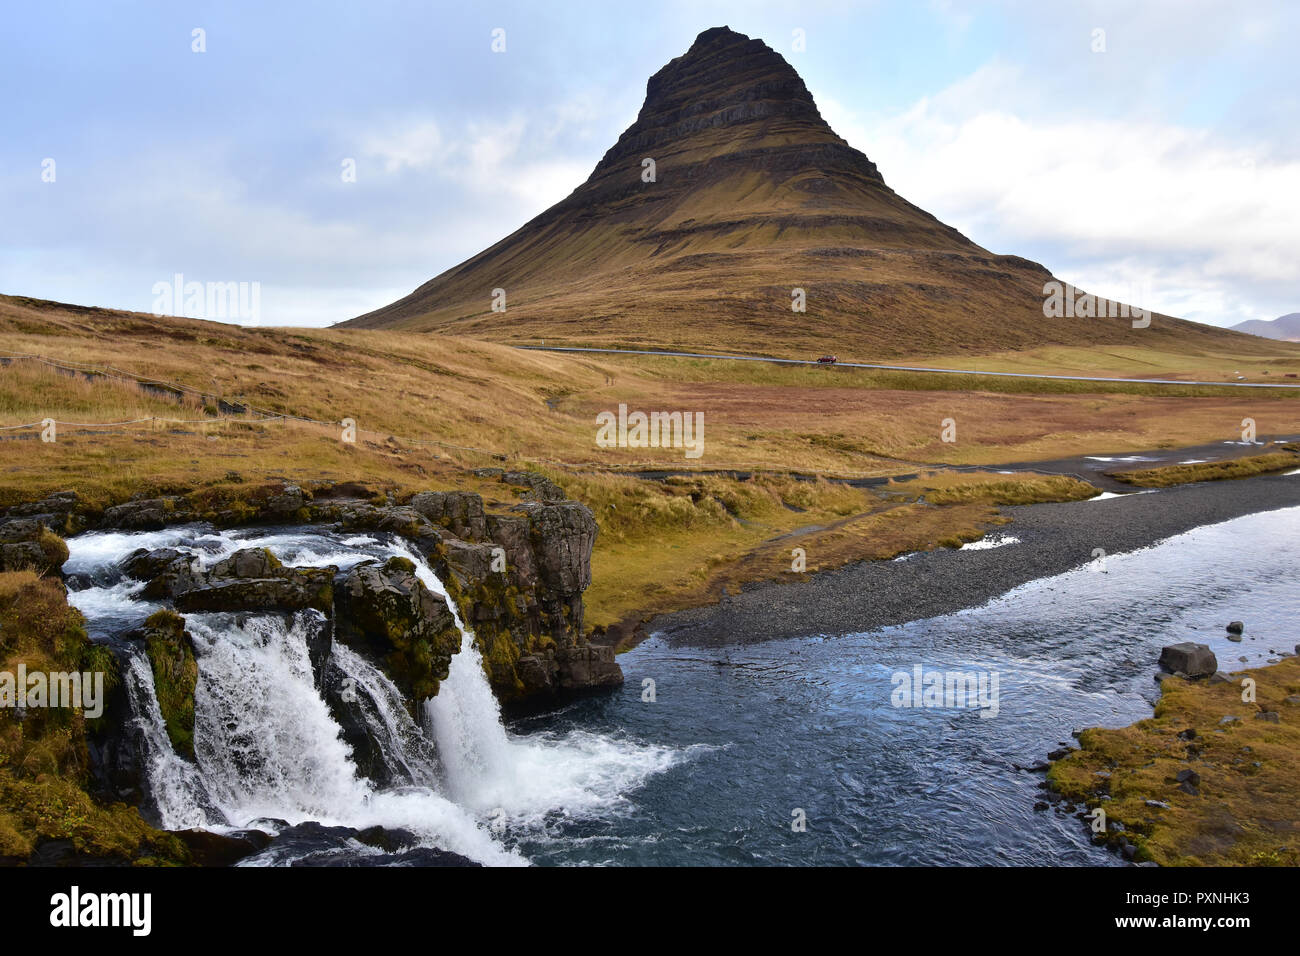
[36,527,70,572]
[0,775,190,866]
[0,571,191,866]
[1048,657,1300,866]
[141,610,197,761]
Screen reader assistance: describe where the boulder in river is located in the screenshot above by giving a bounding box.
[124,548,206,599]
[173,548,334,613]
[1158,642,1217,678]
[1226,621,1244,635]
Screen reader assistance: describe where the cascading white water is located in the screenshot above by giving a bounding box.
[121,649,219,831]
[329,641,441,787]
[66,524,685,866]
[188,610,368,824]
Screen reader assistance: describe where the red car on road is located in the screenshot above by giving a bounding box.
[817,355,838,364]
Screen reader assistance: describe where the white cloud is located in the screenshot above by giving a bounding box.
[820,64,1300,326]
[358,92,605,210]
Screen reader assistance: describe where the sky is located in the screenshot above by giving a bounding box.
[1,0,1297,329]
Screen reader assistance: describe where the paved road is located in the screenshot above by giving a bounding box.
[519,345,1300,389]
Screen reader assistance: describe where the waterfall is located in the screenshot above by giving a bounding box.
[66,525,682,865]
[120,648,221,830]
[330,641,441,787]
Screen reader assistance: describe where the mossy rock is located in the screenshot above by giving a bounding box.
[335,560,462,708]
[140,610,198,761]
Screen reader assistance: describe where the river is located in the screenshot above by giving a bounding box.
[64,506,1299,865]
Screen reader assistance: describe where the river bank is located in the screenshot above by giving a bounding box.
[647,468,1300,647]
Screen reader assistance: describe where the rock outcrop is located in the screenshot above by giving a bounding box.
[334,556,462,705]
[0,501,74,573]
[1159,642,1218,678]
[309,474,621,701]
[172,548,334,614]
[5,473,620,711]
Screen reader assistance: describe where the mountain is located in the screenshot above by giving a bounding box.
[1231,313,1300,342]
[343,26,1263,360]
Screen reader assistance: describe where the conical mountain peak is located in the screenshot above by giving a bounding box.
[591,26,856,181]
[344,29,1221,361]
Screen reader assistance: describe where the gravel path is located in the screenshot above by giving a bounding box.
[648,469,1300,647]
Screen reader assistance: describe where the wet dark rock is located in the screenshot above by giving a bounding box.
[174,574,333,613]
[1158,643,1217,678]
[174,549,333,613]
[174,827,272,866]
[321,656,398,786]
[1226,621,1244,635]
[85,646,146,805]
[102,496,192,530]
[253,821,479,867]
[125,548,206,599]
[28,838,128,867]
[356,825,420,853]
[334,556,462,706]
[123,547,188,580]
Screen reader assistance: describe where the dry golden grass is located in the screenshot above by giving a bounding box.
[3,295,1293,634]
[1109,450,1300,488]
[887,470,1099,505]
[5,296,1299,480]
[1048,657,1300,866]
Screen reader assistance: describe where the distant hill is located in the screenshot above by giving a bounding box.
[342,26,1263,360]
[1231,313,1300,342]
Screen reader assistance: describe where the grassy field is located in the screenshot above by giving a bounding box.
[1048,657,1300,866]
[915,342,1300,385]
[4,294,1298,631]
[1108,449,1300,487]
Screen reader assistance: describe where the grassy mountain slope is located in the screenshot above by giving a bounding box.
[343,26,1271,363]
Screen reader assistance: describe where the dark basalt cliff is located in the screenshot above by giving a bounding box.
[0,473,620,708]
